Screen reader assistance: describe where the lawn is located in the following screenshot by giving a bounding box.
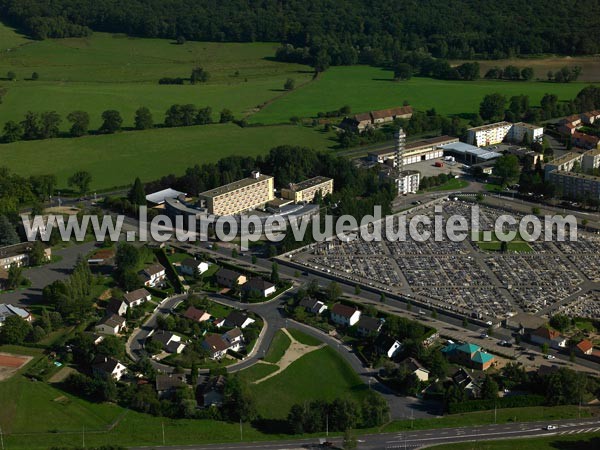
[288,329,323,346]
[472,231,534,253]
[251,346,369,419]
[430,432,600,450]
[421,178,469,192]
[249,66,596,124]
[263,330,292,364]
[237,362,279,383]
[0,123,335,190]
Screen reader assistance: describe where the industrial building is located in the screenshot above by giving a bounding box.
[281,176,333,203]
[442,142,502,165]
[368,135,459,165]
[467,121,543,147]
[198,171,274,216]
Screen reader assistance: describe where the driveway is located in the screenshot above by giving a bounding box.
[0,241,97,307]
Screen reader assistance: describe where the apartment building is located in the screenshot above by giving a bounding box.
[548,171,600,200]
[467,121,543,147]
[199,171,274,216]
[508,122,544,144]
[281,176,333,203]
[0,242,51,270]
[544,152,584,180]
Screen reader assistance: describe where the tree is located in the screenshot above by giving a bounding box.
[29,241,47,266]
[39,111,61,139]
[68,171,92,195]
[31,71,39,80]
[176,35,186,45]
[134,107,153,130]
[327,281,342,301]
[7,71,16,81]
[479,93,507,122]
[0,215,19,246]
[6,264,24,290]
[354,284,361,295]
[541,342,549,355]
[284,78,295,90]
[481,375,499,400]
[219,109,234,123]
[521,67,534,81]
[394,63,412,81]
[380,292,386,303]
[0,315,31,344]
[2,120,23,142]
[195,107,213,125]
[67,110,90,137]
[493,154,521,186]
[100,110,123,133]
[550,314,570,332]
[21,111,41,140]
[128,177,146,205]
[271,262,280,284]
[190,67,210,84]
[342,429,358,450]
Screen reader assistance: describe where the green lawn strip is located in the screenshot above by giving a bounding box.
[421,179,469,192]
[263,330,292,363]
[251,346,369,419]
[287,329,323,346]
[380,405,592,433]
[429,431,600,450]
[237,362,279,383]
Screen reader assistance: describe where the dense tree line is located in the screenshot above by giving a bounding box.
[484,65,535,81]
[2,0,599,65]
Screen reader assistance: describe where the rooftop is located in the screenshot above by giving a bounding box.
[443,142,502,160]
[199,173,273,199]
[467,121,512,132]
[331,303,359,318]
[285,176,332,192]
[145,188,186,205]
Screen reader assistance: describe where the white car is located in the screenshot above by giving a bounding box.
[545,425,558,430]
[546,354,556,360]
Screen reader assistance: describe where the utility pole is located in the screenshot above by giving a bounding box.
[82,425,85,448]
[162,421,165,445]
[240,419,244,440]
[494,402,497,424]
[0,425,4,450]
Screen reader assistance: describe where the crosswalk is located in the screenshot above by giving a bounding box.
[559,427,600,435]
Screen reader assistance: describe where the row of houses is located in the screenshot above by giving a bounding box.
[558,111,600,136]
[340,106,413,133]
[215,268,276,298]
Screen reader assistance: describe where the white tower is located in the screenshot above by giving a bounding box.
[394,128,406,194]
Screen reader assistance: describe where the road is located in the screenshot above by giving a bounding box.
[130,418,600,449]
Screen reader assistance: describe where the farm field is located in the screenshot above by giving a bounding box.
[0,123,336,190]
[450,56,600,82]
[250,66,596,124]
[251,346,369,419]
[0,26,312,129]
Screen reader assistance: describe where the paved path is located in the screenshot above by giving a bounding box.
[0,241,97,306]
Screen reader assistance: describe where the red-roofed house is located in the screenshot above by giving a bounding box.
[575,339,593,356]
[530,326,567,349]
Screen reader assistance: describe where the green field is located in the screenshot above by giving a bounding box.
[252,346,368,419]
[237,362,279,383]
[431,432,600,450]
[263,330,292,364]
[421,179,470,192]
[0,123,335,189]
[250,65,595,124]
[287,329,323,346]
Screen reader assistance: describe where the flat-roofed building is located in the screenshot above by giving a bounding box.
[0,242,51,270]
[548,171,600,200]
[380,168,421,195]
[467,122,512,147]
[544,152,583,180]
[508,122,544,144]
[199,171,274,216]
[443,142,502,165]
[368,135,459,165]
[583,148,600,172]
[281,176,333,203]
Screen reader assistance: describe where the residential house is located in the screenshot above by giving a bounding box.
[202,375,226,407]
[0,304,32,325]
[575,339,594,356]
[581,110,600,125]
[124,288,152,307]
[451,368,482,398]
[400,357,429,382]
[572,131,600,150]
[356,316,383,337]
[558,122,578,136]
[180,258,209,277]
[530,326,567,350]
[92,356,127,381]
[140,263,166,287]
[339,106,413,133]
[94,313,126,335]
[241,277,276,298]
[155,373,187,399]
[215,268,247,289]
[375,335,403,359]
[442,342,495,371]
[330,304,361,327]
[152,330,186,354]
[224,311,255,329]
[106,298,128,317]
[183,306,212,323]
[213,317,226,328]
[299,297,328,315]
[202,329,244,360]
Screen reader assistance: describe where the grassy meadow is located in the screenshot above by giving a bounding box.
[0,123,336,190]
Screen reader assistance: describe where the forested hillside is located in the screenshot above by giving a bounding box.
[1,0,599,64]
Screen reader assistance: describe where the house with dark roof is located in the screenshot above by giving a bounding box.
[339,106,413,133]
[202,328,244,360]
[124,288,151,307]
[152,330,186,354]
[215,268,247,289]
[155,373,187,399]
[140,263,166,287]
[183,306,212,323]
[356,316,383,336]
[400,357,429,382]
[94,313,126,335]
[203,375,226,407]
[241,277,276,298]
[180,258,209,277]
[92,355,127,381]
[0,304,32,325]
[330,304,361,327]
[530,326,567,350]
[225,311,255,329]
[107,298,128,317]
[299,297,328,315]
